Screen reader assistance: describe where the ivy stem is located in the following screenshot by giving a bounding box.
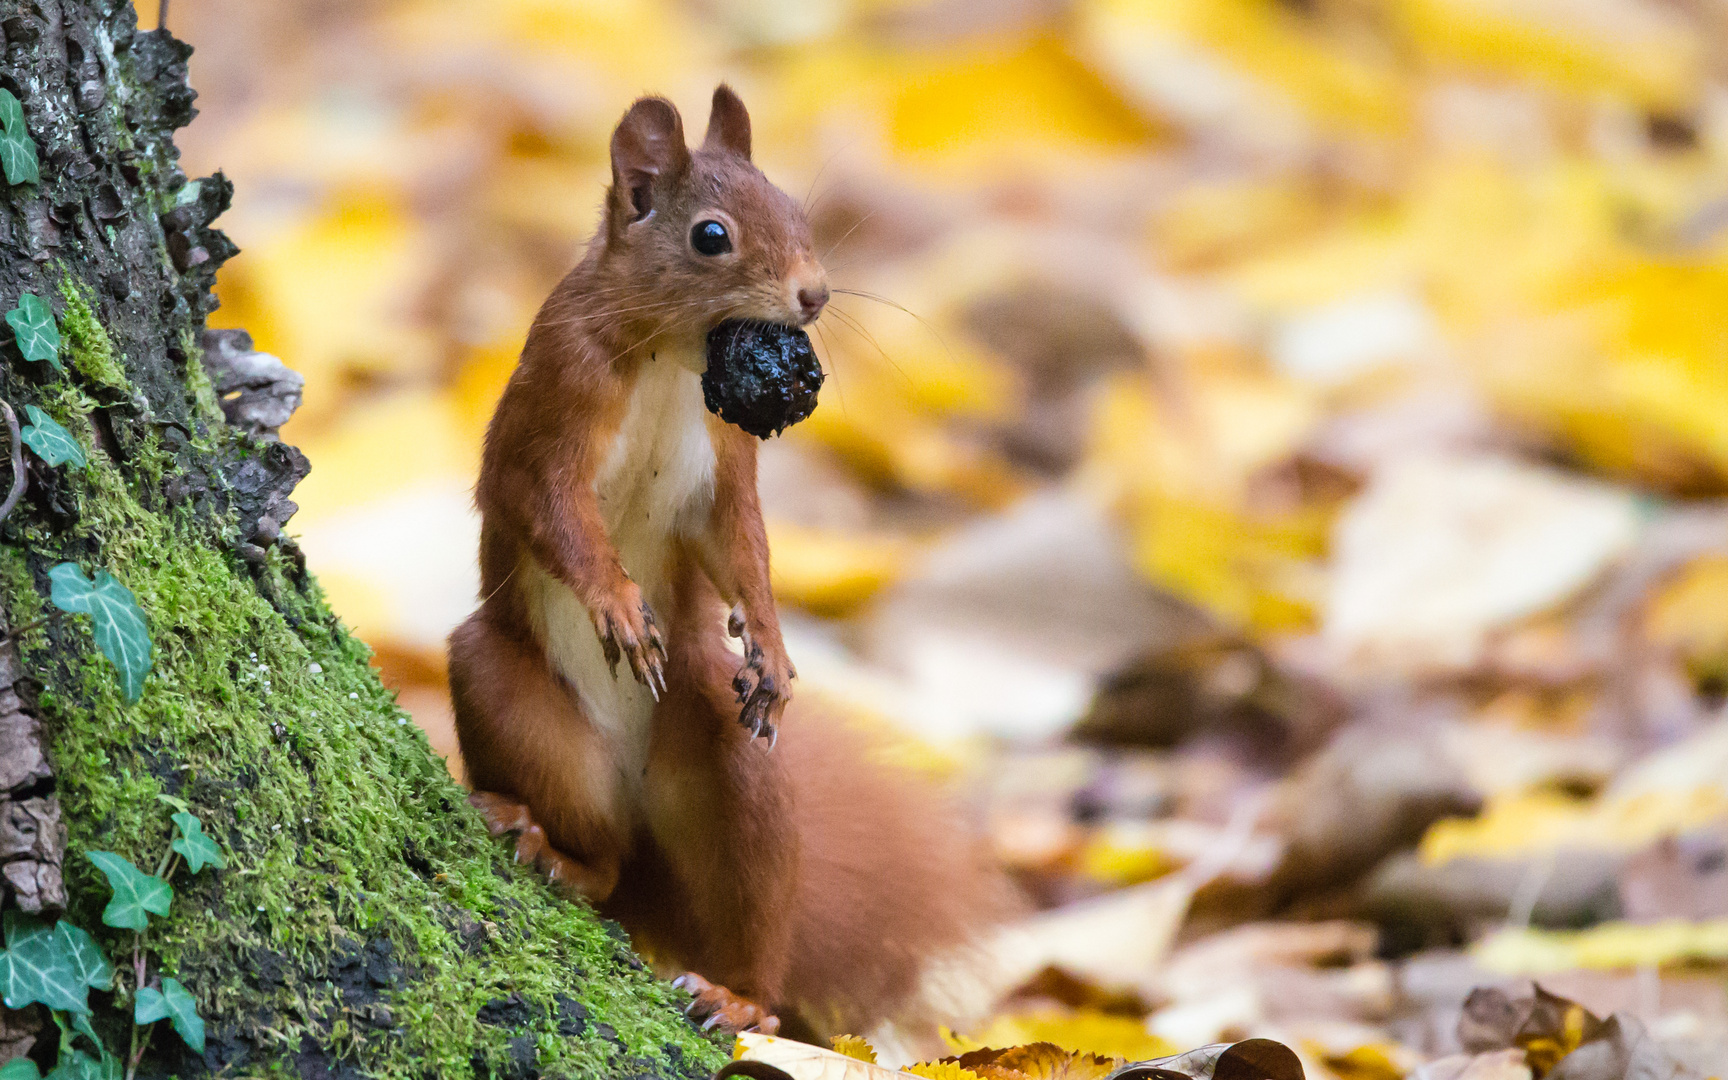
[125,1022,153,1080]
[153,848,178,881]
[0,400,25,525]
[0,616,45,641]
[124,1012,140,1080]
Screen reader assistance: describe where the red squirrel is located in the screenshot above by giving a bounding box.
[448,87,1010,1039]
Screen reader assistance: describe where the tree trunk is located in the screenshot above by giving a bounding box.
[0,1,726,1076]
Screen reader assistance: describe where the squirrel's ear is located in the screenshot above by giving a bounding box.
[702,84,752,161]
[609,96,690,228]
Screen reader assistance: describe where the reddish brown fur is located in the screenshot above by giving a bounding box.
[448,87,1011,1037]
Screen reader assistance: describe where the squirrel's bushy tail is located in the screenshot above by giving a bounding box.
[774,704,1021,1041]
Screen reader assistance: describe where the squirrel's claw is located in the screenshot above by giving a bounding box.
[597,598,668,697]
[676,972,781,1036]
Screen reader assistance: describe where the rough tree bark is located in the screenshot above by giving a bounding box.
[0,1,727,1076]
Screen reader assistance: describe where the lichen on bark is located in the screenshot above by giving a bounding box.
[0,1,726,1076]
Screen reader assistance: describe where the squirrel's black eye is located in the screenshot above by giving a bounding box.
[691,219,732,256]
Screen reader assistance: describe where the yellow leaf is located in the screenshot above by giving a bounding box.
[885,33,1160,168]
[1480,259,1728,492]
[831,1036,878,1064]
[214,188,441,429]
[769,32,1161,178]
[960,1011,1172,1064]
[1089,368,1330,631]
[1645,556,1728,683]
[1419,789,1595,866]
[1076,828,1180,888]
[1078,0,1409,137]
[1474,918,1728,974]
[290,390,482,521]
[1151,177,1329,271]
[907,1064,984,1080]
[1392,0,1704,112]
[1308,1042,1407,1080]
[1422,716,1728,864]
[767,521,911,618]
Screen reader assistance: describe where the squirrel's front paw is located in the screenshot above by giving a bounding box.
[673,973,780,1035]
[591,583,668,698]
[728,604,794,743]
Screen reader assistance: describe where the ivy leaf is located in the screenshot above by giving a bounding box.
[135,977,204,1053]
[42,1050,100,1080]
[69,1013,119,1080]
[6,293,59,370]
[84,852,172,932]
[20,406,85,468]
[0,913,90,1014]
[0,90,38,188]
[0,91,22,134]
[0,1057,41,1079]
[48,565,152,703]
[55,923,112,992]
[170,813,224,874]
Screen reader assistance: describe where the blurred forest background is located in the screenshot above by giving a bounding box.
[149,0,1728,1074]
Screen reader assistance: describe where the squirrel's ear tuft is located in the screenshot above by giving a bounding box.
[609,96,690,227]
[703,84,752,161]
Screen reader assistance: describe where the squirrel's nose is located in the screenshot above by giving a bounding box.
[796,283,829,323]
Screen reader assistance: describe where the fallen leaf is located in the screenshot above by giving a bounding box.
[835,1037,880,1064]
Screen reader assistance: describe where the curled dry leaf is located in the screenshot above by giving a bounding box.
[733,1033,910,1080]
[1108,1039,1305,1080]
[1443,984,1709,1080]
[955,1042,1118,1080]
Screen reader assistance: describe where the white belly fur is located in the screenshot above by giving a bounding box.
[519,350,716,788]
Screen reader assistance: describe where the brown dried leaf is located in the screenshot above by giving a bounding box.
[1114,1039,1305,1080]
[1516,986,1604,1077]
[954,1043,1117,1080]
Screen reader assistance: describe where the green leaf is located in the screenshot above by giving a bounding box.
[69,1013,118,1080]
[6,294,58,370]
[20,406,85,468]
[84,852,171,932]
[0,1057,41,1079]
[48,565,152,702]
[0,914,90,1014]
[0,91,38,188]
[135,978,203,1053]
[54,924,111,992]
[170,813,223,874]
[43,1050,100,1080]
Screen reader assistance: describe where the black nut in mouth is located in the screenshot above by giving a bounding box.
[702,320,825,439]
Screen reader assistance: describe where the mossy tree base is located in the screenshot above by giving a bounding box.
[0,1,727,1076]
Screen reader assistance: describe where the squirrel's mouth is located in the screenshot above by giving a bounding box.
[700,320,824,440]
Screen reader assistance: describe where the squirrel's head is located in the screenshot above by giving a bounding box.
[602,87,828,336]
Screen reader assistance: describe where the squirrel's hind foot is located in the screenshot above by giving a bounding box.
[673,973,780,1035]
[468,791,619,900]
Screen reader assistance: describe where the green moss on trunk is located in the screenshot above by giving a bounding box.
[6,412,724,1077]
